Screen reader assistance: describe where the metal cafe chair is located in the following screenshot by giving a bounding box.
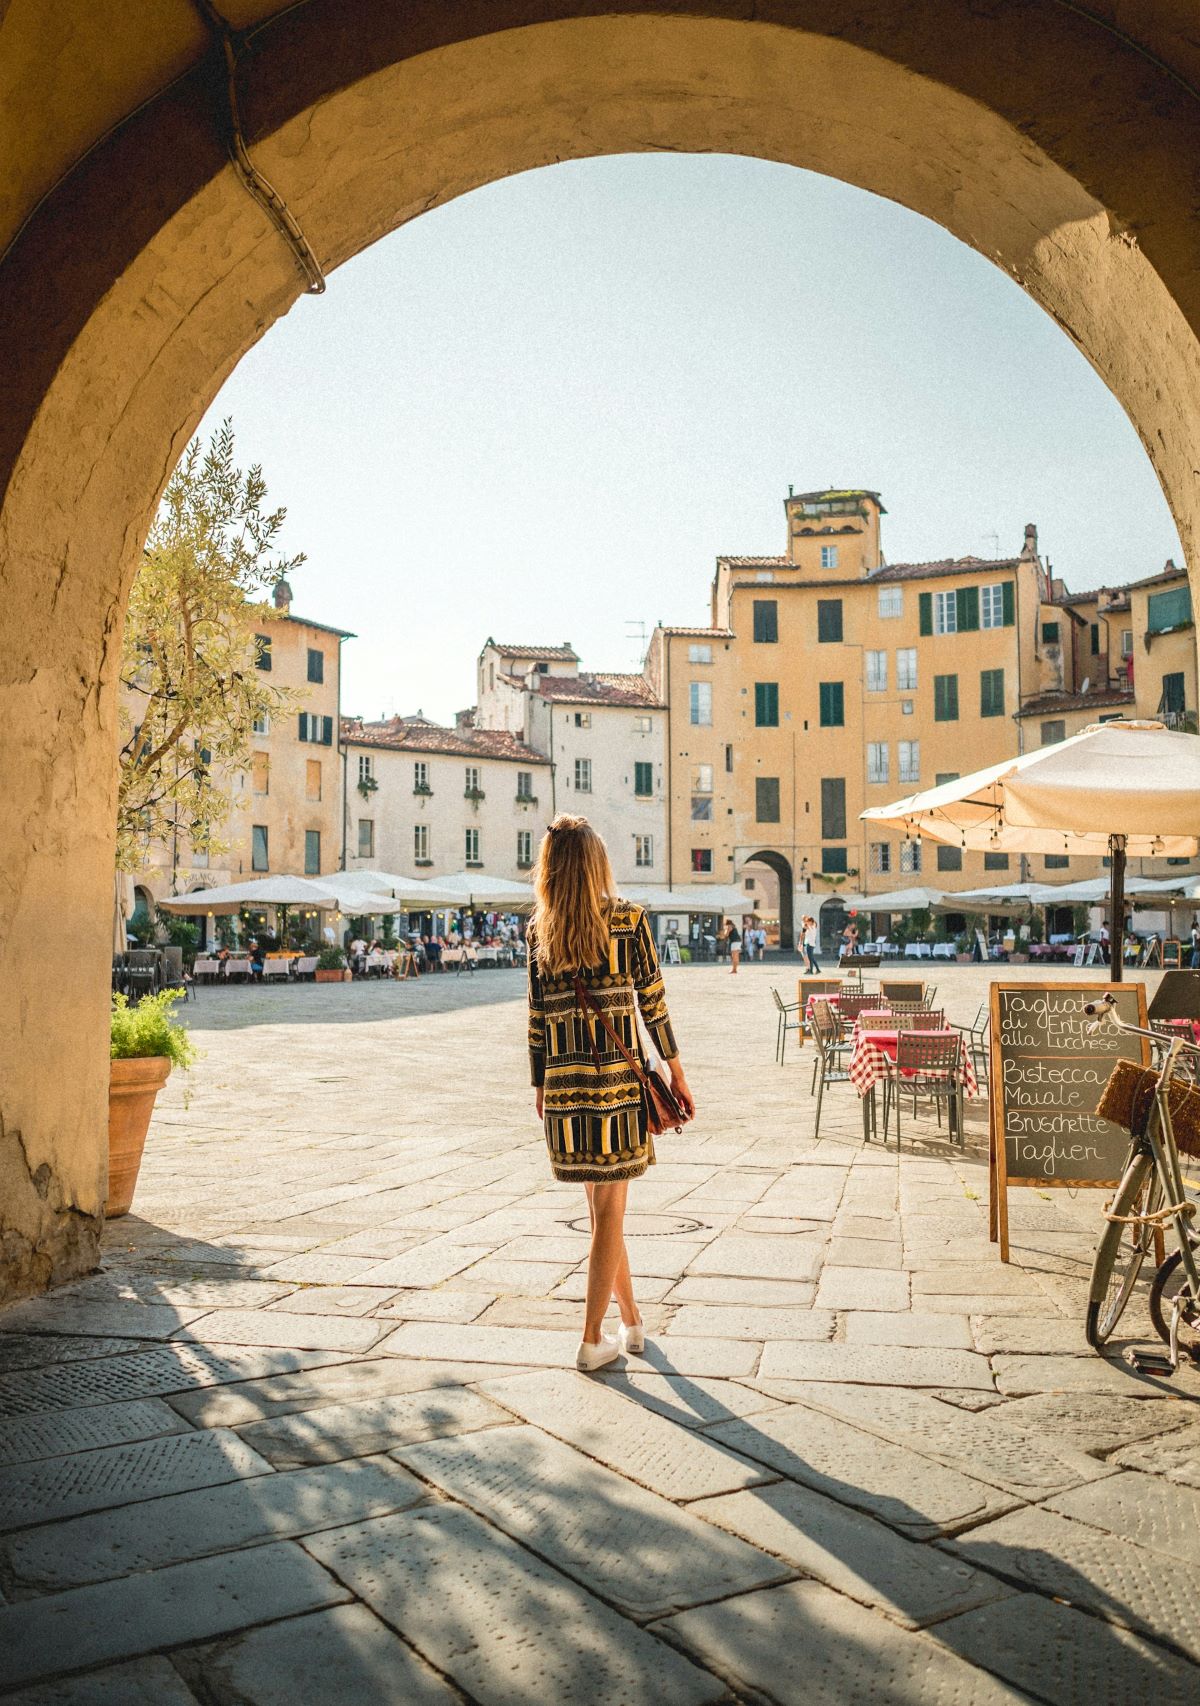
[905,1009,946,1030]
[881,1031,964,1148]
[954,1003,991,1083]
[881,979,925,1005]
[771,986,803,1065]
[837,991,879,1024]
[810,1000,851,1139]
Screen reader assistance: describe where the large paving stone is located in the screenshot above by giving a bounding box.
[478,1367,771,1498]
[1,1657,200,1704]
[687,1234,825,1283]
[0,1427,273,1534]
[759,1341,995,1391]
[305,1503,723,1704]
[264,1252,383,1284]
[1114,1421,1200,1484]
[0,1397,190,1468]
[996,1392,1194,1454]
[936,1590,1200,1706]
[237,1384,507,1468]
[2,1455,423,1594]
[0,1298,212,1343]
[597,1371,784,1428]
[1049,1471,1200,1564]
[827,1237,904,1269]
[173,1309,388,1353]
[448,1258,575,1297]
[397,1421,789,1619]
[61,1271,295,1310]
[970,1316,1091,1355]
[945,1503,1200,1665]
[266,1284,399,1316]
[0,1541,349,1693]
[992,1354,1200,1398]
[813,1267,910,1311]
[843,1311,973,1348]
[356,1240,498,1287]
[657,1578,1026,1705]
[0,1336,151,1375]
[623,1238,711,1279]
[919,1293,1062,1317]
[911,1266,1048,1296]
[662,1275,817,1307]
[178,1604,459,1705]
[370,1287,495,1322]
[0,1345,343,1422]
[707,1402,1014,1537]
[551,1271,675,1303]
[665,1305,834,1343]
[696,1480,1011,1629]
[377,1321,583,1367]
[166,1355,494,1428]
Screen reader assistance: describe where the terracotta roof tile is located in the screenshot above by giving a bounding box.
[1015,688,1134,718]
[483,639,579,662]
[535,672,664,708]
[718,555,789,567]
[870,555,1022,583]
[343,716,548,763]
[657,625,735,638]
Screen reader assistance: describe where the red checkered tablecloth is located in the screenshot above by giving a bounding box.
[848,1027,978,1101]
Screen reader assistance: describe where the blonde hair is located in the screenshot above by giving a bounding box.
[531,814,617,975]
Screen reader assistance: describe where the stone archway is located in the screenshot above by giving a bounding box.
[744,851,796,952]
[3,1,1200,1297]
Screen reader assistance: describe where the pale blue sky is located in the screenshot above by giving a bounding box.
[200,154,1180,724]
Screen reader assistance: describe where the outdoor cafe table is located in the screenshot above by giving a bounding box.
[848,1017,978,1142]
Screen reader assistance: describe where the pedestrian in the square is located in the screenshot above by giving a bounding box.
[724,918,742,974]
[802,915,822,973]
[527,814,694,1372]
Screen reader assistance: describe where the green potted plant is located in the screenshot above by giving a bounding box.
[108,990,195,1217]
[315,945,350,983]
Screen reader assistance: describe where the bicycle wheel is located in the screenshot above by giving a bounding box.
[1086,1149,1159,1348]
[1148,1245,1200,1360]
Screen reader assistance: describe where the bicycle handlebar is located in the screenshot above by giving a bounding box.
[1082,992,1200,1058]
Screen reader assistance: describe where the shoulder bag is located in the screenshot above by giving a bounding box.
[572,976,691,1136]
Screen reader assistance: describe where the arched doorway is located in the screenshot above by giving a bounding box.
[743,851,795,952]
[4,3,1200,1294]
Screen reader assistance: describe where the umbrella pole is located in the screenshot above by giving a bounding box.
[1109,834,1126,983]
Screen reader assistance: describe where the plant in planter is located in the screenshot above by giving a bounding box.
[108,990,196,1217]
[315,945,350,982]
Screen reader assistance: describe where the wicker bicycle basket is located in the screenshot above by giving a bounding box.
[1096,1058,1200,1157]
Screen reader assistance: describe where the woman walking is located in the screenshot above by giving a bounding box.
[724,918,742,974]
[802,915,821,974]
[528,815,694,1371]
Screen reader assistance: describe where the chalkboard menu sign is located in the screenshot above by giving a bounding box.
[989,981,1148,1261]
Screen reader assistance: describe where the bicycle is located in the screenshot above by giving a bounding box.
[1083,993,1200,1368]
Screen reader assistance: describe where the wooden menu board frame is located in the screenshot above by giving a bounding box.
[989,980,1149,1262]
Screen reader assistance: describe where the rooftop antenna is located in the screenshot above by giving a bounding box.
[984,531,1001,557]
[625,618,648,667]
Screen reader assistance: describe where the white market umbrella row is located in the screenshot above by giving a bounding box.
[159,875,401,917]
[862,720,1200,980]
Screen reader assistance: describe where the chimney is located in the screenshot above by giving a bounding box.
[1022,524,1038,559]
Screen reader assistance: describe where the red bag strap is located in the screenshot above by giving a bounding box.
[573,976,653,1091]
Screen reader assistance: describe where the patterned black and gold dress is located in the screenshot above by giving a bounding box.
[527,902,678,1183]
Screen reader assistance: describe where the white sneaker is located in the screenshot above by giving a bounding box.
[576,1335,620,1372]
[618,1321,645,1356]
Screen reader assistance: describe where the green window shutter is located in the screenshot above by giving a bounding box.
[980,668,1004,717]
[756,777,781,822]
[1001,581,1015,626]
[1090,622,1100,655]
[934,674,958,721]
[819,682,844,727]
[919,591,933,636]
[1148,586,1193,633]
[820,777,846,839]
[755,682,779,726]
[956,586,979,631]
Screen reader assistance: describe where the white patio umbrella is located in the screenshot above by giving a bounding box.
[158,875,340,914]
[420,870,534,910]
[623,883,751,914]
[862,720,1200,979]
[849,885,946,913]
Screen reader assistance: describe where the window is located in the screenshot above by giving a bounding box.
[1040,719,1066,746]
[900,700,914,715]
[900,841,922,873]
[1121,628,1133,655]
[298,712,333,745]
[516,770,534,800]
[752,600,778,643]
[251,824,269,871]
[724,743,733,773]
[691,794,713,821]
[305,830,321,875]
[821,778,846,839]
[1041,621,1060,645]
[465,827,480,864]
[465,765,481,794]
[358,754,373,785]
[896,648,917,691]
[691,848,713,874]
[252,711,270,736]
[980,668,1005,718]
[414,760,429,791]
[413,823,429,863]
[877,586,902,619]
[1160,672,1186,715]
[820,545,839,570]
[936,845,962,871]
[866,742,889,784]
[688,643,713,664]
[933,590,957,634]
[307,647,324,684]
[635,834,654,868]
[818,682,844,727]
[934,674,959,721]
[1148,586,1192,633]
[984,851,1010,871]
[822,846,848,874]
[574,758,592,792]
[865,650,887,692]
[1044,854,1069,870]
[692,763,713,794]
[817,599,843,643]
[634,715,653,733]
[981,583,1014,628]
[254,634,271,671]
[251,752,269,796]
[868,842,892,874]
[899,740,919,784]
[756,777,781,822]
[689,681,712,725]
[755,682,780,726]
[357,820,373,859]
[1090,622,1100,656]
[574,711,591,728]
[517,830,533,867]
[305,760,322,802]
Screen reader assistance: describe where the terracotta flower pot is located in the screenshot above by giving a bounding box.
[315,968,350,982]
[107,1055,171,1217]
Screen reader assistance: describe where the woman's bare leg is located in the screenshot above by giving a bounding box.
[584,1181,639,1329]
[583,1180,635,1343]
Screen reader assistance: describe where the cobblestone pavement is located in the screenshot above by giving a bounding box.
[2,963,1199,1703]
